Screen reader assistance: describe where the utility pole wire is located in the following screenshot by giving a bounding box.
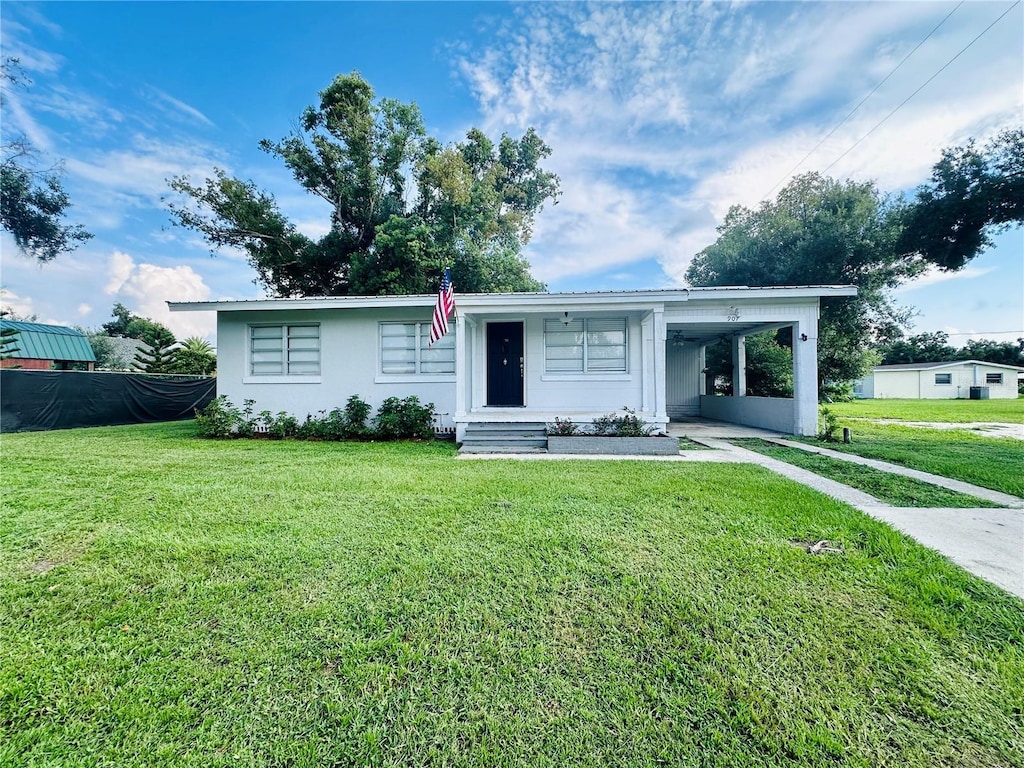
[761,1,964,201]
[820,0,1020,177]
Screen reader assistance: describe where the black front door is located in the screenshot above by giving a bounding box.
[486,322,524,406]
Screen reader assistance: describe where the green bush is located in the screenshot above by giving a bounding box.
[259,410,299,439]
[818,406,840,442]
[374,396,435,440]
[546,417,579,436]
[590,407,655,437]
[195,396,259,438]
[342,395,373,439]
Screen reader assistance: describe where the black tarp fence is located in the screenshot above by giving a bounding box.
[1,370,216,432]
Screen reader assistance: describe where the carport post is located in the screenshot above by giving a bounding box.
[792,316,819,436]
[698,344,707,396]
[731,335,746,396]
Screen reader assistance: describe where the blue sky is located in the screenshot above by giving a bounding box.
[1,1,1021,345]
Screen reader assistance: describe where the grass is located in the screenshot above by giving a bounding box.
[805,421,1024,498]
[827,398,1024,424]
[2,422,1023,768]
[732,439,1000,508]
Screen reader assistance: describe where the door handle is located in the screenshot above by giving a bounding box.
[520,357,524,378]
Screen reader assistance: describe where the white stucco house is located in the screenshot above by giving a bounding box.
[855,360,1023,399]
[170,285,856,443]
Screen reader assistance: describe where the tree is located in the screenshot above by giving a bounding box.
[899,129,1023,270]
[172,337,216,375]
[133,327,178,374]
[0,58,91,262]
[956,337,1024,368]
[0,311,20,361]
[102,302,173,341]
[168,72,558,298]
[878,331,958,365]
[686,173,924,396]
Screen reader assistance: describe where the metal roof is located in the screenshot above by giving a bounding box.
[169,285,858,313]
[0,320,97,363]
[873,360,1024,372]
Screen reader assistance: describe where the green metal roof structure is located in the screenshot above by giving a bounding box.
[0,320,96,362]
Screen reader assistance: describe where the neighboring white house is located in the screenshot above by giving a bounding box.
[855,360,1023,400]
[169,285,857,440]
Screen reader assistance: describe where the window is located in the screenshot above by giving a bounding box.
[986,372,1003,384]
[934,373,952,385]
[380,323,455,375]
[544,318,627,374]
[250,324,320,376]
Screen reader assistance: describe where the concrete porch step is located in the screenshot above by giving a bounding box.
[460,421,549,453]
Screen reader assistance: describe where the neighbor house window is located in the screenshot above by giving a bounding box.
[544,318,627,373]
[250,324,320,375]
[934,373,952,385]
[380,323,455,375]
[986,373,1003,384]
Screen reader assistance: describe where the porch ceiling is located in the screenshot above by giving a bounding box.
[667,321,786,344]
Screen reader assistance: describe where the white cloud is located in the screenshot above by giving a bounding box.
[104,252,215,339]
[895,266,996,293]
[147,86,215,127]
[455,2,1023,286]
[0,288,36,319]
[77,303,92,316]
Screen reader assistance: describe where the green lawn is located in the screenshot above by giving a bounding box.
[2,423,1023,767]
[732,440,1000,508]
[828,398,1024,423]
[806,421,1024,498]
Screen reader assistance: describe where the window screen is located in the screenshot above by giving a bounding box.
[250,324,319,375]
[934,373,952,385]
[544,318,626,373]
[985,372,1003,384]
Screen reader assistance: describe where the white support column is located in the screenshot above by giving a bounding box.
[641,312,653,413]
[792,314,819,436]
[455,312,467,419]
[698,344,707,396]
[731,335,746,397]
[653,307,667,422]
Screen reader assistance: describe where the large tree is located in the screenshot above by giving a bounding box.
[899,129,1023,271]
[0,58,91,262]
[168,73,559,297]
[101,302,173,341]
[686,173,923,395]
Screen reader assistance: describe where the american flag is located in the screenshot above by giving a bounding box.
[429,267,455,345]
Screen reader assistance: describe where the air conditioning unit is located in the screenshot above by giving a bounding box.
[969,386,990,400]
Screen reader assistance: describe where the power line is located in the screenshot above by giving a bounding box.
[820,0,1020,176]
[761,1,964,201]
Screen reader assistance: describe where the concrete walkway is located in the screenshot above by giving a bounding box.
[701,438,1024,598]
[462,438,1024,598]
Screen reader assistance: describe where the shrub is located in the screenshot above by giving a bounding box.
[260,410,299,439]
[195,396,239,438]
[342,395,373,439]
[374,396,435,440]
[195,396,259,438]
[590,407,655,437]
[818,406,840,442]
[547,417,579,436]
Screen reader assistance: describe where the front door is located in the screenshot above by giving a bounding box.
[486,322,524,406]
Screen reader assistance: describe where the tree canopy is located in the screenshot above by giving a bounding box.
[101,302,173,342]
[899,129,1023,271]
[168,73,559,297]
[0,58,91,263]
[878,331,1023,368]
[686,173,923,394]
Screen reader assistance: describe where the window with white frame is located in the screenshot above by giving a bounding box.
[250,324,320,375]
[544,318,627,373]
[986,372,1003,384]
[380,322,455,375]
[934,372,952,385]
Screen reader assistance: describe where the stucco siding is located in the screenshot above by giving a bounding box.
[217,308,458,423]
[871,364,1020,399]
